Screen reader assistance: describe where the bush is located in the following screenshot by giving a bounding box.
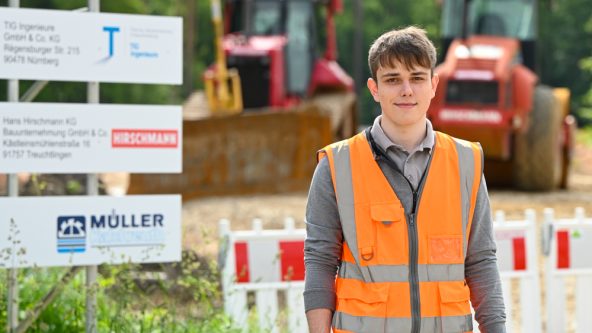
[0,251,242,333]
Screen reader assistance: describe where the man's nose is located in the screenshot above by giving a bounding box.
[400,80,413,96]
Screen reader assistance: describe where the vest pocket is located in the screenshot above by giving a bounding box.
[336,282,388,321]
[438,281,472,332]
[370,203,403,225]
[428,235,463,264]
[369,203,407,264]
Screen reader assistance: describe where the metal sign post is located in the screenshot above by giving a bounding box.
[85,1,99,332]
[84,3,100,333]
[7,1,20,332]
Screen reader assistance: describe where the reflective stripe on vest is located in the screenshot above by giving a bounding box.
[319,131,482,333]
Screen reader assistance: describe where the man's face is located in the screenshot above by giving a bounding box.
[367,60,439,129]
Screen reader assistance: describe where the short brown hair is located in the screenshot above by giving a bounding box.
[368,26,437,81]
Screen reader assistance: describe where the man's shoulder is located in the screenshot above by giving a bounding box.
[436,131,482,152]
[319,131,368,153]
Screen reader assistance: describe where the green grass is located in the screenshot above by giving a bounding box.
[577,125,592,147]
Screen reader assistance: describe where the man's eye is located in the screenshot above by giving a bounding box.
[385,78,399,83]
[412,77,424,81]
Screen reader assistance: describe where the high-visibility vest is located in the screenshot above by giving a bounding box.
[318,130,482,333]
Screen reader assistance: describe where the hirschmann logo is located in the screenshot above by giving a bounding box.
[57,216,86,253]
[111,129,178,148]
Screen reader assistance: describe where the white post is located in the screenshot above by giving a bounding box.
[494,210,505,224]
[573,207,592,331]
[544,208,565,333]
[521,209,542,333]
[7,2,20,332]
[501,277,513,333]
[284,216,295,231]
[219,219,248,331]
[494,211,513,332]
[86,2,100,333]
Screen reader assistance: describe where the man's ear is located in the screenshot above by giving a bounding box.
[367,78,380,102]
[430,73,439,98]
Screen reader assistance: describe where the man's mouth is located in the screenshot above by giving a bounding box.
[395,103,418,109]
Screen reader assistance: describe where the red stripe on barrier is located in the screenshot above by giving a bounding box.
[234,242,250,283]
[557,230,570,269]
[512,237,526,271]
[279,241,305,282]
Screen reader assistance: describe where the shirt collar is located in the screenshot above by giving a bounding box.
[369,115,435,154]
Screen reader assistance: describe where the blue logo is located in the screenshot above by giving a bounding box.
[103,26,120,57]
[57,216,86,253]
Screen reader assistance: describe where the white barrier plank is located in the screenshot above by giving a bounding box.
[575,275,592,332]
[248,239,281,283]
[520,276,541,333]
[546,275,566,333]
[501,277,514,333]
[226,289,248,331]
[287,286,306,333]
[256,290,279,333]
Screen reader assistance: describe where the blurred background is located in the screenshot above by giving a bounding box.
[1,0,592,332]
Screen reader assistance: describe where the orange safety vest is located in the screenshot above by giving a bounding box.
[318,130,482,333]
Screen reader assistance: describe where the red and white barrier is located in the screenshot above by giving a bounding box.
[490,209,542,333]
[219,218,306,333]
[218,213,543,333]
[544,207,592,333]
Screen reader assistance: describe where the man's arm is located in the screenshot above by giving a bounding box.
[465,176,507,333]
[306,309,333,333]
[304,157,343,332]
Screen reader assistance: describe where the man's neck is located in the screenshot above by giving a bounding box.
[380,117,427,153]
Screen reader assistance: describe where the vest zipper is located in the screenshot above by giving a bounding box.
[408,211,420,333]
[407,184,420,333]
[365,129,433,333]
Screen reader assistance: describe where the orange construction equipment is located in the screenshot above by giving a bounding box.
[129,0,357,199]
[428,0,576,191]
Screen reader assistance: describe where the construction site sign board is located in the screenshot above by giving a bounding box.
[0,195,181,268]
[0,7,182,84]
[0,103,182,173]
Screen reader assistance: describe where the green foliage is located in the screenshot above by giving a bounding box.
[577,126,592,147]
[539,0,592,125]
[0,253,243,332]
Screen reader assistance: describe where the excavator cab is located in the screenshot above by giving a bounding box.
[225,0,318,105]
[216,0,352,112]
[440,0,537,71]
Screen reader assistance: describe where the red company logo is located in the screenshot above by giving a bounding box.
[111,129,178,148]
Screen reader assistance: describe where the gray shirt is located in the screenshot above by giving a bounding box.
[304,118,506,333]
[371,115,434,190]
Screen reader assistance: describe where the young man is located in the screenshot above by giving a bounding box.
[304,26,506,333]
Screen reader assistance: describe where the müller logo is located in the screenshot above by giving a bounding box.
[111,129,178,148]
[57,216,87,253]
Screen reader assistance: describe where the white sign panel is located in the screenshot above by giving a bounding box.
[0,7,182,84]
[0,103,182,173]
[0,195,181,268]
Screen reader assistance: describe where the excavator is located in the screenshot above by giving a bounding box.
[128,0,357,199]
[428,0,576,191]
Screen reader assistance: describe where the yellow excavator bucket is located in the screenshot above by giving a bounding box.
[205,0,243,115]
[204,68,243,115]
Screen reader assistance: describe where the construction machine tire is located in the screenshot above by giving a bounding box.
[310,91,357,140]
[513,85,562,191]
